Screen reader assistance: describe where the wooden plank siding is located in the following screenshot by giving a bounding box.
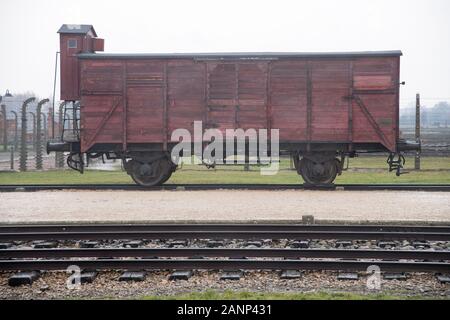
[79,56,399,153]
[270,61,308,141]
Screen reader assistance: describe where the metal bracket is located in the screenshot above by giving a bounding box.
[202,160,216,169]
[387,153,407,176]
[67,152,84,173]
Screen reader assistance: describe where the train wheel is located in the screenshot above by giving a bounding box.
[299,157,338,185]
[129,157,172,187]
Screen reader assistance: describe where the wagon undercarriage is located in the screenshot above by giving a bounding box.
[48,138,413,186]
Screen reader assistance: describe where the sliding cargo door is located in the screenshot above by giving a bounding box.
[80,60,124,152]
[351,57,398,151]
[270,61,308,141]
[237,63,268,130]
[167,61,205,137]
[310,60,350,142]
[80,60,166,152]
[126,61,165,143]
[206,62,268,134]
[206,62,238,133]
[270,60,350,143]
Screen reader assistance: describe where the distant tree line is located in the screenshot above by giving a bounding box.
[400,101,450,128]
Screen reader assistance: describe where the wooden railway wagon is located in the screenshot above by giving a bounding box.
[48,24,419,186]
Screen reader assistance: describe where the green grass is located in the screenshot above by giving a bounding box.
[1,156,449,185]
[0,170,131,185]
[348,156,450,170]
[140,290,442,300]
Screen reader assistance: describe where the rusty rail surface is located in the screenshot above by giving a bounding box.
[1,230,449,242]
[1,223,449,234]
[2,247,449,260]
[0,259,448,273]
[1,223,450,241]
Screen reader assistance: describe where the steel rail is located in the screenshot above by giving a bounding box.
[1,230,449,241]
[0,183,449,192]
[0,259,448,273]
[1,248,449,261]
[1,223,450,234]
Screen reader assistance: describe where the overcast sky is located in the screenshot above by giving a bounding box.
[1,0,449,108]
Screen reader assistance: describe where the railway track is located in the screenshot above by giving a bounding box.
[2,223,450,233]
[0,183,449,192]
[0,223,449,273]
[1,223,450,241]
[2,247,449,260]
[1,259,448,273]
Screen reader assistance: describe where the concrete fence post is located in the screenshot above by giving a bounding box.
[56,102,66,168]
[1,104,6,151]
[10,146,14,170]
[28,112,36,152]
[10,111,18,150]
[19,97,36,172]
[415,93,421,170]
[41,113,47,144]
[36,99,50,170]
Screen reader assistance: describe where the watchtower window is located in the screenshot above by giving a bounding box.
[67,39,78,49]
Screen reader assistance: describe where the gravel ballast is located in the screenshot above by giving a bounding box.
[0,270,449,299]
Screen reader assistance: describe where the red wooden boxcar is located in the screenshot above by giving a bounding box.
[49,24,419,186]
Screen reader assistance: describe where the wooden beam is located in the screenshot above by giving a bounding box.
[353,95,389,147]
[85,97,122,151]
[306,63,312,151]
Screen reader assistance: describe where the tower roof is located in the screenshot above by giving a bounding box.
[57,24,97,37]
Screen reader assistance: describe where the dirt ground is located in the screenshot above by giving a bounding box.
[0,190,449,223]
